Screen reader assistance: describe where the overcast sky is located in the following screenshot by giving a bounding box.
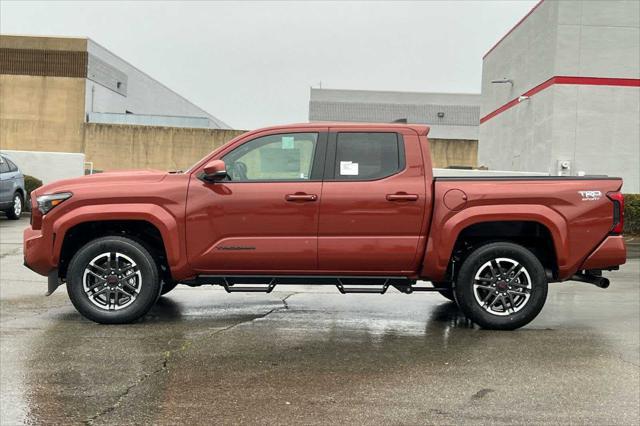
[1,0,536,129]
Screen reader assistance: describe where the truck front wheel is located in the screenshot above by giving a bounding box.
[453,242,548,330]
[66,236,162,324]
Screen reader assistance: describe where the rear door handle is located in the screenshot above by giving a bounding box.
[386,193,418,202]
[285,193,317,202]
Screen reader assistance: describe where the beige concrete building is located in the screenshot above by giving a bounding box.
[0,35,243,172]
[2,35,480,173]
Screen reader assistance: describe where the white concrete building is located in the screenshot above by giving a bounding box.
[83,38,230,129]
[479,0,640,192]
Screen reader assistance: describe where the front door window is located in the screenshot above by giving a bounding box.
[223,133,318,181]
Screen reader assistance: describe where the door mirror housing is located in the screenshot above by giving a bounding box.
[202,160,227,181]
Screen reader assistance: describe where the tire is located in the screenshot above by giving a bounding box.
[66,236,162,324]
[453,242,548,330]
[5,192,23,220]
[432,281,456,302]
[160,280,179,296]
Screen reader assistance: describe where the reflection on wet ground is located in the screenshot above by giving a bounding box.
[1,218,639,425]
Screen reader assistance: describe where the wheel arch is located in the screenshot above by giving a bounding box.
[421,205,568,282]
[52,204,184,280]
[449,221,559,279]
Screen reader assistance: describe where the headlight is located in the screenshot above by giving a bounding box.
[37,192,72,214]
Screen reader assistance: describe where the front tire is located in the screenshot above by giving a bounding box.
[5,192,23,220]
[67,236,162,324]
[453,242,548,330]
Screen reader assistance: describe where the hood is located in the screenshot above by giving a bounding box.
[34,169,170,197]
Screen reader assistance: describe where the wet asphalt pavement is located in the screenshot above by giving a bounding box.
[1,217,639,425]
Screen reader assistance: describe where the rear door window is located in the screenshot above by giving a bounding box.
[333,132,404,180]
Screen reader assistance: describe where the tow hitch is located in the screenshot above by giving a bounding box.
[571,270,610,289]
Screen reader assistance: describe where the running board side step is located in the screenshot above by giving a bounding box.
[335,282,451,294]
[223,284,277,293]
[185,275,452,294]
[336,279,391,294]
[221,278,277,293]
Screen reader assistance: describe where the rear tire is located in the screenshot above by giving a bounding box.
[453,242,547,330]
[5,192,23,220]
[67,236,162,324]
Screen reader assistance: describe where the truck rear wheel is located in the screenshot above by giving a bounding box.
[66,236,162,324]
[453,242,548,330]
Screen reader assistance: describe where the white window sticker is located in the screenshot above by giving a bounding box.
[281,136,295,149]
[340,161,359,176]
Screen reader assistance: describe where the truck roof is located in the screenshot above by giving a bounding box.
[254,122,430,136]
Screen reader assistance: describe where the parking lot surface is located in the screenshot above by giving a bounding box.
[1,217,639,425]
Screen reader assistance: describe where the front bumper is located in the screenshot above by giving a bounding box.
[580,235,627,270]
[23,226,55,277]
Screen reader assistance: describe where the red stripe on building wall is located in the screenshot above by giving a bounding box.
[553,76,640,87]
[480,76,640,124]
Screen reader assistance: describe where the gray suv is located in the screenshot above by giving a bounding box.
[0,154,26,220]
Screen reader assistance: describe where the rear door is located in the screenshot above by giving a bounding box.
[318,128,427,273]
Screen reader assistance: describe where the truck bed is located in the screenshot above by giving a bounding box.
[424,175,624,281]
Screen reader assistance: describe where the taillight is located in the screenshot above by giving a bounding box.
[607,192,624,235]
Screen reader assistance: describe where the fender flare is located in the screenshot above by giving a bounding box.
[421,204,569,281]
[50,204,182,271]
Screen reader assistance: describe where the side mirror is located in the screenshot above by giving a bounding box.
[202,160,227,181]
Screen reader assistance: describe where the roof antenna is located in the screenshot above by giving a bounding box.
[392,118,407,123]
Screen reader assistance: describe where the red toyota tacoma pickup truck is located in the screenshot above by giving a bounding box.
[24,123,626,329]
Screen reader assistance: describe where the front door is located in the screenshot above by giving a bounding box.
[318,129,427,273]
[186,130,326,273]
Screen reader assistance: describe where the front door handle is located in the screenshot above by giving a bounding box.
[285,193,317,202]
[386,193,418,202]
